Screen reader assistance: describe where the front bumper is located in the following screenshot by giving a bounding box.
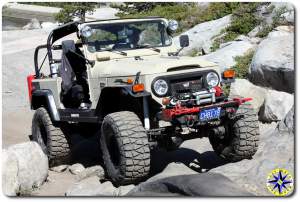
[161,97,252,122]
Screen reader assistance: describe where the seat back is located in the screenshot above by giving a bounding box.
[59,40,76,93]
[59,40,87,108]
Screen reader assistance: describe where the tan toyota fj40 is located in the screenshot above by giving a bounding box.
[28,17,259,185]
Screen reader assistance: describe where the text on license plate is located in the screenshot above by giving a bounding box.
[199,107,221,121]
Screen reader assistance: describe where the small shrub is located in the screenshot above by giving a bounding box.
[188,48,200,57]
[233,50,255,78]
[210,39,222,52]
[266,4,275,13]
[272,5,289,26]
[211,3,262,52]
[114,2,240,34]
[210,31,239,52]
[255,24,273,38]
[221,83,231,97]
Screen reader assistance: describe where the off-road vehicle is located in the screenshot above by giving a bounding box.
[28,17,259,185]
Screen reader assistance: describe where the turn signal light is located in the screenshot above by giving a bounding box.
[223,69,235,78]
[132,83,144,93]
[127,78,134,84]
[162,97,171,105]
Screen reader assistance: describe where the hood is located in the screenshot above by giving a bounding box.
[90,55,218,77]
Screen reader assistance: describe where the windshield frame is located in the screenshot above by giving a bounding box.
[81,19,173,53]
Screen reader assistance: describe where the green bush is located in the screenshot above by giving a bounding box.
[233,50,255,78]
[115,2,240,34]
[210,30,239,52]
[228,3,261,34]
[211,3,262,51]
[255,24,273,38]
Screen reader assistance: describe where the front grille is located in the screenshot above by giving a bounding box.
[170,78,203,95]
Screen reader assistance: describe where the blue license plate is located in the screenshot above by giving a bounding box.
[199,107,221,122]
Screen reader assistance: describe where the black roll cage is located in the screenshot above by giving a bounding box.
[34,21,80,78]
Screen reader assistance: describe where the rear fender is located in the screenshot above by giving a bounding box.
[31,89,60,121]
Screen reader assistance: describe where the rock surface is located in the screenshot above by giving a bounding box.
[22,18,41,30]
[198,38,255,72]
[2,142,48,195]
[69,163,85,175]
[128,173,253,196]
[210,122,294,196]
[114,184,136,196]
[2,150,19,196]
[50,165,69,173]
[230,79,267,113]
[258,90,293,123]
[271,2,294,25]
[249,27,294,93]
[255,2,294,27]
[277,105,294,133]
[76,165,105,181]
[65,177,118,196]
[174,15,231,55]
[147,162,198,183]
[65,176,103,196]
[41,22,59,31]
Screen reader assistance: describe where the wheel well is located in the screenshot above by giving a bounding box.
[96,87,144,121]
[32,95,48,110]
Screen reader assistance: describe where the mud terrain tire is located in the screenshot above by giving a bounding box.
[32,107,71,167]
[209,102,259,162]
[100,111,150,185]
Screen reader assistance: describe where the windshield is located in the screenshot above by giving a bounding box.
[83,20,172,53]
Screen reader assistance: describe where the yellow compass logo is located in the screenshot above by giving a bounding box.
[266,168,294,196]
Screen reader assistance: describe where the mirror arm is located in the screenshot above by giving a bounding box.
[174,47,184,56]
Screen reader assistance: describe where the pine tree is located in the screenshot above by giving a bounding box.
[55,3,97,23]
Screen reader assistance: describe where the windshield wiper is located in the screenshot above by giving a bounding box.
[136,44,161,53]
[105,48,127,56]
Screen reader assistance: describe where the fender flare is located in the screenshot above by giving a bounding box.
[119,86,151,98]
[31,89,60,121]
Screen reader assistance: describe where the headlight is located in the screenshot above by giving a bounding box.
[168,20,178,32]
[206,72,219,87]
[153,79,169,96]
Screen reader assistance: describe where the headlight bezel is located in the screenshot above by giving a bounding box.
[151,78,170,97]
[205,71,220,87]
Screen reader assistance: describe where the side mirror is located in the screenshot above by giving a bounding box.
[179,35,189,48]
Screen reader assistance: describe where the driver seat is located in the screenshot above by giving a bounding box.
[59,40,91,108]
